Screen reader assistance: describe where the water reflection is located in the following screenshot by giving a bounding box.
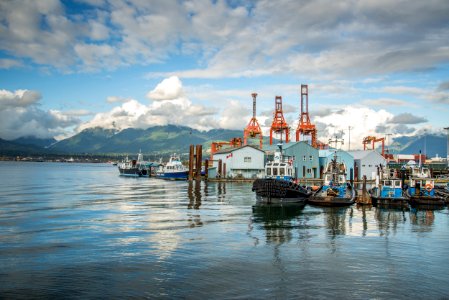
[251,203,305,244]
[374,206,408,236]
[187,181,202,209]
[322,207,351,238]
[409,207,438,229]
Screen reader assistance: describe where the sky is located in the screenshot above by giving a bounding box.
[1,0,449,151]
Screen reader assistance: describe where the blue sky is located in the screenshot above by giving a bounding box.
[1,0,449,150]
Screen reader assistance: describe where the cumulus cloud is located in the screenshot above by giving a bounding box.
[1,0,448,78]
[146,76,184,101]
[0,89,41,109]
[78,76,226,133]
[387,113,427,124]
[0,89,82,140]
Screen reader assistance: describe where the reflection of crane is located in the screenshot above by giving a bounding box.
[210,138,242,160]
[243,93,263,149]
[269,96,289,145]
[362,136,385,156]
[295,84,317,147]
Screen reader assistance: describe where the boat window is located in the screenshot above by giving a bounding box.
[395,181,401,187]
[288,168,292,176]
[384,180,391,186]
[266,168,271,176]
[280,168,285,176]
[273,163,279,167]
[273,168,278,176]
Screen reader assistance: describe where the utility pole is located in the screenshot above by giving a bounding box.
[348,126,353,151]
[445,127,449,167]
[329,135,344,149]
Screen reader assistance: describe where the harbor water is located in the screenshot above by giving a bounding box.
[1,161,449,299]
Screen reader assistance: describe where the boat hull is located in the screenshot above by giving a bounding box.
[252,178,311,204]
[119,167,149,177]
[309,186,356,207]
[156,171,189,180]
[371,196,409,207]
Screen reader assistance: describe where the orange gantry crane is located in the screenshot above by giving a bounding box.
[269,96,289,145]
[243,93,263,149]
[295,84,317,148]
[362,136,385,156]
[210,137,242,160]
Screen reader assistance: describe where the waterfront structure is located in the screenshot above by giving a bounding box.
[212,145,265,179]
[282,141,320,179]
[319,149,354,181]
[349,150,387,181]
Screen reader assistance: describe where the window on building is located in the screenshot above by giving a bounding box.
[368,164,372,167]
[303,155,306,161]
[307,168,311,174]
[244,157,251,163]
[362,164,366,167]
[309,155,313,161]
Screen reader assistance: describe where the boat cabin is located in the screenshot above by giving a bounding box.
[408,178,435,196]
[379,179,403,198]
[264,146,295,181]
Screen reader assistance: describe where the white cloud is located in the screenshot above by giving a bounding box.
[0,89,82,140]
[146,76,184,101]
[0,89,41,109]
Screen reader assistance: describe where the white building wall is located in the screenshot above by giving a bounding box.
[357,152,387,180]
[213,146,265,179]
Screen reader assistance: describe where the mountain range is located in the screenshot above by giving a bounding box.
[1,125,448,158]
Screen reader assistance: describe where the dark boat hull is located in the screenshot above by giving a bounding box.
[405,190,445,206]
[309,186,356,207]
[252,179,311,204]
[119,167,149,177]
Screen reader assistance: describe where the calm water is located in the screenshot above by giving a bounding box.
[1,162,449,299]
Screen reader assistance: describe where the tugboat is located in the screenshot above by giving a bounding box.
[308,151,355,207]
[118,151,151,177]
[405,165,445,206]
[252,144,311,204]
[156,154,189,180]
[370,165,408,207]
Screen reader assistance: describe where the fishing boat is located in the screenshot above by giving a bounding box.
[252,144,311,204]
[405,166,445,206]
[155,154,189,180]
[370,166,408,207]
[308,151,355,207]
[118,151,151,177]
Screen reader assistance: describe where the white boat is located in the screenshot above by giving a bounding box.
[156,154,189,180]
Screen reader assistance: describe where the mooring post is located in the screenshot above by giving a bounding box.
[204,159,209,180]
[223,163,226,178]
[218,159,222,178]
[189,144,194,181]
[195,145,202,181]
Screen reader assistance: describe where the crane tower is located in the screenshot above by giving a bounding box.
[295,84,317,148]
[269,96,289,145]
[243,93,263,149]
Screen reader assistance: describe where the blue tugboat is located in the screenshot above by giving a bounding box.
[405,166,445,206]
[252,144,311,204]
[370,166,408,207]
[308,151,355,207]
[156,154,189,180]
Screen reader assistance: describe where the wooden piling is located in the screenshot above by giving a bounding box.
[223,163,226,178]
[218,159,222,178]
[356,175,371,204]
[204,159,209,180]
[188,144,194,181]
[195,145,202,180]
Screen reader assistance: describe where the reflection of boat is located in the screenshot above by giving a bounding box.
[252,144,311,204]
[309,152,355,207]
[405,166,445,206]
[370,166,408,207]
[118,151,151,177]
[156,154,189,180]
[252,203,305,224]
